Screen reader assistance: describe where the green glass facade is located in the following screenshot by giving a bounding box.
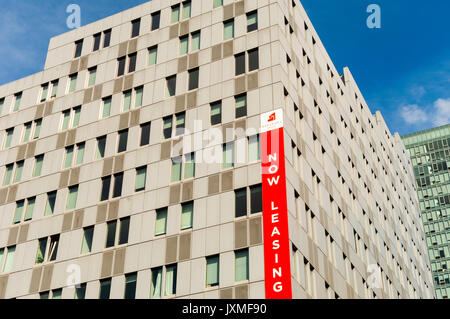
[402,124,450,299]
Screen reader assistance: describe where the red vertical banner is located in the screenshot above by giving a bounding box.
[260,109,292,299]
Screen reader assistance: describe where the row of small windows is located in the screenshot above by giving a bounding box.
[38,249,248,299]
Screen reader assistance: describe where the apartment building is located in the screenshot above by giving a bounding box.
[0,0,434,299]
[402,124,450,299]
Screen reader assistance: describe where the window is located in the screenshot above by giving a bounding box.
[3,164,13,186]
[123,90,132,112]
[210,101,222,125]
[33,119,42,139]
[88,67,97,86]
[93,33,101,51]
[19,197,35,222]
[113,172,124,198]
[191,31,201,51]
[250,184,262,213]
[61,106,81,130]
[36,235,59,264]
[31,154,44,178]
[188,68,199,90]
[180,35,189,55]
[117,56,126,77]
[14,161,24,183]
[81,226,94,254]
[103,29,111,48]
[222,142,234,169]
[150,267,163,298]
[165,264,177,296]
[171,153,195,182]
[128,53,137,73]
[117,129,128,153]
[75,283,87,299]
[148,46,158,65]
[40,83,49,102]
[119,217,130,245]
[4,128,13,149]
[13,201,24,225]
[74,40,83,58]
[176,112,186,135]
[235,94,247,118]
[248,48,259,71]
[247,11,258,32]
[50,80,59,98]
[0,246,15,272]
[69,74,78,93]
[101,96,112,119]
[166,75,177,97]
[248,135,260,162]
[206,255,220,287]
[99,278,111,299]
[101,176,111,201]
[52,289,62,299]
[172,4,180,23]
[0,98,4,115]
[224,19,234,40]
[66,185,79,211]
[131,18,141,38]
[44,191,57,216]
[151,11,161,30]
[213,0,223,8]
[182,1,192,19]
[235,249,249,282]
[155,208,168,236]
[171,157,182,183]
[180,200,194,231]
[235,52,245,76]
[40,292,50,299]
[140,122,151,146]
[22,122,32,143]
[96,135,107,159]
[135,86,143,107]
[64,143,84,168]
[135,166,147,192]
[105,220,117,248]
[235,188,247,218]
[13,92,22,111]
[124,273,137,299]
[163,116,173,139]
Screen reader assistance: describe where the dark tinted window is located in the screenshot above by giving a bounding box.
[103,29,112,47]
[74,40,83,58]
[99,279,111,299]
[210,101,222,126]
[167,75,177,96]
[128,53,137,73]
[248,48,259,72]
[101,176,111,201]
[97,136,106,158]
[117,57,126,77]
[119,217,130,245]
[235,188,247,217]
[131,19,141,38]
[118,129,128,153]
[140,122,151,146]
[250,184,262,213]
[106,221,117,248]
[188,68,199,90]
[152,11,161,30]
[113,172,124,198]
[247,11,258,32]
[163,116,173,139]
[124,273,137,299]
[93,33,101,51]
[235,53,245,75]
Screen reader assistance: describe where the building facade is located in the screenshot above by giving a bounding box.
[0,0,434,299]
[402,124,450,299]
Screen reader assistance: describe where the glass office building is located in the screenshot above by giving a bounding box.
[403,124,450,299]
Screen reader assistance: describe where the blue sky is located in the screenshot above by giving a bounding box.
[0,0,449,135]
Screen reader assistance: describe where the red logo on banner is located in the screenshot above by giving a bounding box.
[268,113,276,122]
[261,126,292,299]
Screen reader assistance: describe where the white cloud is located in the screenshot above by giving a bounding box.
[432,98,450,126]
[400,104,428,124]
[400,98,450,127]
